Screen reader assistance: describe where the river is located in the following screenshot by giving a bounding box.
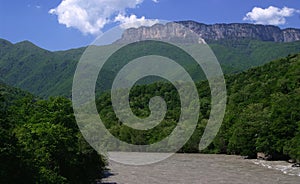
[102,153,300,184]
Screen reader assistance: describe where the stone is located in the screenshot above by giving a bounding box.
[291,163,300,167]
[288,159,296,163]
[257,152,272,161]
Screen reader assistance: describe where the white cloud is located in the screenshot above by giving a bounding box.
[243,6,300,25]
[115,14,159,29]
[152,0,159,3]
[49,0,159,35]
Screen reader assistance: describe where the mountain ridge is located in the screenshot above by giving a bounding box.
[117,21,300,43]
[178,21,300,42]
[3,21,300,51]
[1,21,300,98]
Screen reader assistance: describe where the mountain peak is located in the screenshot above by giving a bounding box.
[0,39,13,48]
[0,38,12,44]
[14,40,49,53]
[15,40,38,47]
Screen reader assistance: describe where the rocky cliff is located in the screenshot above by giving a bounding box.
[115,22,206,44]
[116,21,300,43]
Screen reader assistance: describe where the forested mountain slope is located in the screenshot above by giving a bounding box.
[96,53,300,161]
[1,49,299,184]
[1,37,300,98]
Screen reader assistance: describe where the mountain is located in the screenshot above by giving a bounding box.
[96,52,300,161]
[178,21,300,43]
[115,22,206,44]
[0,39,85,98]
[1,21,300,98]
[117,21,300,43]
[214,53,300,159]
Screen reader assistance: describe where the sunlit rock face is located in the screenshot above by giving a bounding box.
[178,21,300,43]
[115,22,206,44]
[118,21,300,44]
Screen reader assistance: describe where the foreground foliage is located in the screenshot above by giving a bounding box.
[0,84,106,183]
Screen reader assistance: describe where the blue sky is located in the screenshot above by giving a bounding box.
[1,0,300,51]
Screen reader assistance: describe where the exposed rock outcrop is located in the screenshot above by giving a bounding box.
[115,22,206,44]
[257,152,272,161]
[116,21,300,44]
[291,163,300,167]
[178,21,300,42]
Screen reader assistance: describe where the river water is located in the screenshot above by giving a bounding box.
[102,153,300,184]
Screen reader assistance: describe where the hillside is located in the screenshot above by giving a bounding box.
[1,50,299,183]
[214,53,300,160]
[2,38,300,98]
[0,39,84,98]
[1,22,300,98]
[96,53,300,161]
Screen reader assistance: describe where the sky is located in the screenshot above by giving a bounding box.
[1,0,300,51]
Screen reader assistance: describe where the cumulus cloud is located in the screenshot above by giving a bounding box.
[243,6,300,25]
[115,14,158,29]
[49,0,158,35]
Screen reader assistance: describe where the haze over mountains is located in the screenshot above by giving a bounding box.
[1,21,300,98]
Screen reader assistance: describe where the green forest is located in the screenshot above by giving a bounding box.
[0,83,106,183]
[1,49,300,182]
[96,53,300,159]
[1,38,300,98]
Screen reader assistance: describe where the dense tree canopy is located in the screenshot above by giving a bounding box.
[0,84,106,183]
[1,38,300,98]
[97,53,300,161]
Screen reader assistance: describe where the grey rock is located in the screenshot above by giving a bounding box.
[288,159,296,163]
[179,21,300,43]
[291,163,300,167]
[257,152,272,161]
[116,21,300,44]
[115,22,206,44]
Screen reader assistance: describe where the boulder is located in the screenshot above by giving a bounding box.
[288,159,296,163]
[257,152,272,160]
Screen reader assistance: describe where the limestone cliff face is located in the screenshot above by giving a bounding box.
[282,28,300,42]
[116,21,300,43]
[115,22,206,44]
